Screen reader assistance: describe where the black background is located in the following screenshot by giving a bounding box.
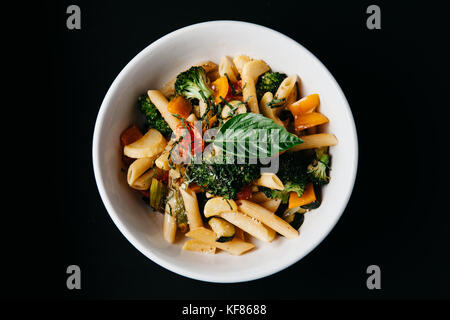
[5,0,448,300]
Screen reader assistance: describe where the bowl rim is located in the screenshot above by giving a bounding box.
[92,20,359,283]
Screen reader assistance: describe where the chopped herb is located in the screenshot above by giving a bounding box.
[266,98,286,108]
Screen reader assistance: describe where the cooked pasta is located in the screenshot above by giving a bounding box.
[182,239,216,254]
[147,90,180,131]
[259,91,285,127]
[180,187,203,229]
[129,170,157,191]
[259,198,282,213]
[127,157,155,186]
[241,60,270,113]
[275,75,297,101]
[219,210,276,242]
[289,133,338,151]
[238,200,298,239]
[232,55,251,75]
[255,173,284,190]
[163,210,177,244]
[123,129,167,159]
[219,56,238,82]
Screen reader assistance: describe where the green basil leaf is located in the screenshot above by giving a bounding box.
[213,113,303,158]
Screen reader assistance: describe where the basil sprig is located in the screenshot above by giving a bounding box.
[213,113,303,158]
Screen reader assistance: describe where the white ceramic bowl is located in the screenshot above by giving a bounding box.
[93,21,358,283]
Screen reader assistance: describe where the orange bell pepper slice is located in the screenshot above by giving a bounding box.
[288,183,316,209]
[120,125,143,146]
[208,115,217,128]
[167,95,193,119]
[289,94,320,116]
[211,76,229,104]
[189,183,202,193]
[294,112,329,132]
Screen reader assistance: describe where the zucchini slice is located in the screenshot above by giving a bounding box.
[150,178,166,211]
[301,200,320,209]
[208,217,236,242]
[289,212,305,230]
[281,206,306,230]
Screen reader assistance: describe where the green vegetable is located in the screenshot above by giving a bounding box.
[138,94,172,138]
[259,152,309,203]
[307,147,331,185]
[196,192,210,222]
[213,113,303,159]
[281,206,306,230]
[185,156,261,200]
[301,200,320,210]
[260,187,290,204]
[174,66,214,104]
[288,212,305,230]
[166,188,187,230]
[224,73,241,96]
[208,217,236,242]
[256,72,287,100]
[150,178,166,211]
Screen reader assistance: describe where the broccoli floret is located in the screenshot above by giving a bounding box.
[138,94,172,138]
[259,187,290,203]
[307,147,331,185]
[260,152,308,203]
[256,72,287,100]
[185,156,261,199]
[174,66,214,104]
[276,152,309,196]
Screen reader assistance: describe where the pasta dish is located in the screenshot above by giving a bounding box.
[119,55,338,255]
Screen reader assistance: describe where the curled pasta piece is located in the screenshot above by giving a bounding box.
[255,173,284,190]
[219,56,239,82]
[241,60,270,113]
[131,169,157,190]
[259,91,285,127]
[147,90,180,131]
[275,75,297,101]
[127,157,155,186]
[123,128,167,159]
